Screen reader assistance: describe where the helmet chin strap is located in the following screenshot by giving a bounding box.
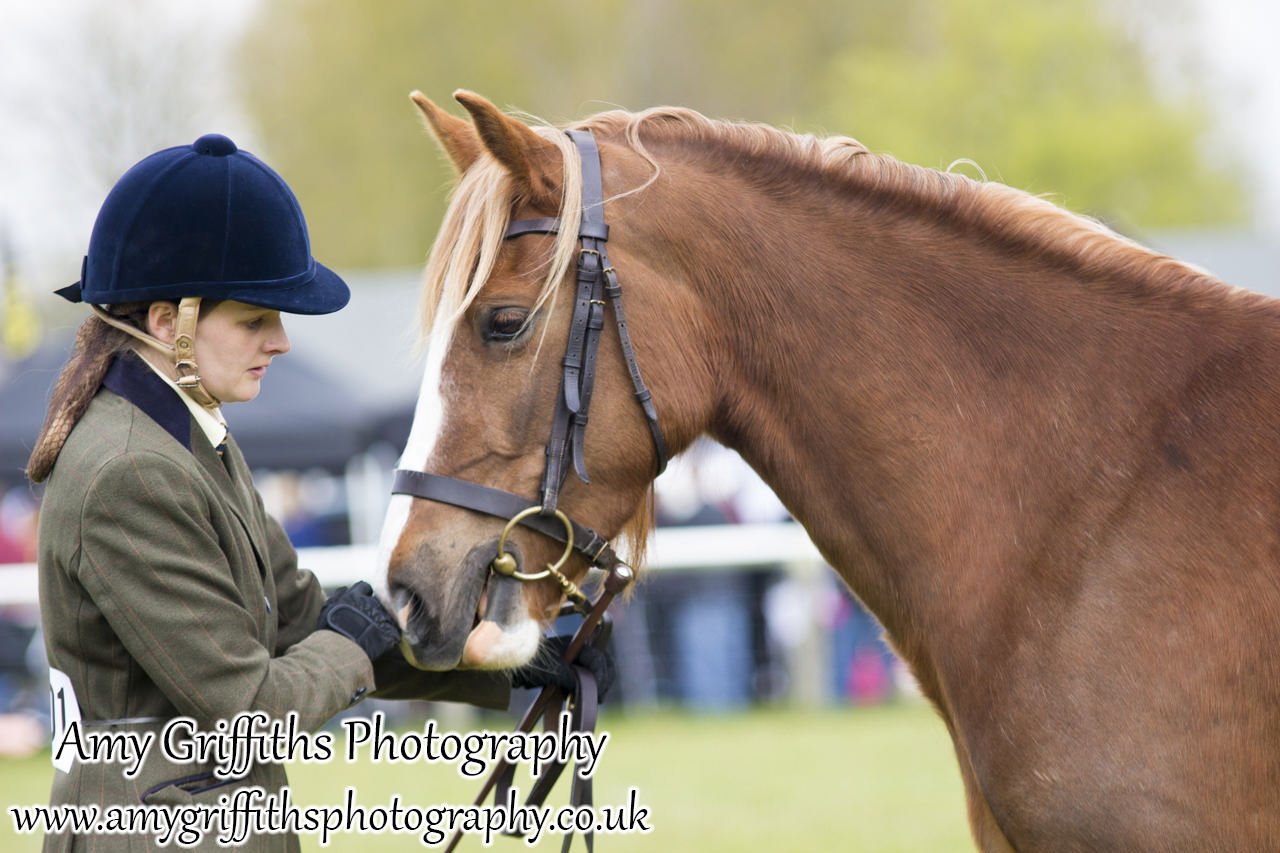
[90,297,221,409]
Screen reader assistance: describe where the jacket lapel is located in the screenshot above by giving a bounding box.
[192,431,272,571]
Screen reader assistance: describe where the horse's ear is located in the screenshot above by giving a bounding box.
[410,91,481,173]
[453,89,561,209]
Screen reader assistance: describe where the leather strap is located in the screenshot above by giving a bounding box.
[489,617,608,852]
[407,130,663,849]
[391,470,621,570]
[540,243,597,510]
[602,266,668,472]
[90,305,174,358]
[90,297,221,409]
[563,665,598,853]
[171,296,221,409]
[503,217,562,239]
[502,130,669,489]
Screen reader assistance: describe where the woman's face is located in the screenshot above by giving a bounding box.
[191,301,291,403]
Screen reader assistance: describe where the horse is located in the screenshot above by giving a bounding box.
[378,89,1280,850]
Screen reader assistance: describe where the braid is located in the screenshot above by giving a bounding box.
[26,303,148,483]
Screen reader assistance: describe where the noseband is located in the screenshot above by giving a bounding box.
[391,129,669,604]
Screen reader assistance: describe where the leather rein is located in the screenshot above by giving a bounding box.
[391,129,668,850]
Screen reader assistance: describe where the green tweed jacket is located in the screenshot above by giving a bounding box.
[38,352,507,851]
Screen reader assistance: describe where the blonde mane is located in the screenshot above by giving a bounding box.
[578,106,1233,302]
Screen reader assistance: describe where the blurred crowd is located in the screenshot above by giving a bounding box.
[0,485,45,756]
[0,486,37,564]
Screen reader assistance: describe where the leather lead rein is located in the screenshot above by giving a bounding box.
[441,565,631,853]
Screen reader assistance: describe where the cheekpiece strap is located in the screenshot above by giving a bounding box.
[502,129,669,516]
[172,297,221,409]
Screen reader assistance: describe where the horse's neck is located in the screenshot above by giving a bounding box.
[696,202,1214,638]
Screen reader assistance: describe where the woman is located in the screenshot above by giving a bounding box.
[29,134,597,851]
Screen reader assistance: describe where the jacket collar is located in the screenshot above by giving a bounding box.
[102,350,193,451]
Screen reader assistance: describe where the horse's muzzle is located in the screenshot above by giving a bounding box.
[390,537,542,671]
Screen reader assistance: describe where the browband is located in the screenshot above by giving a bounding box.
[504,218,609,241]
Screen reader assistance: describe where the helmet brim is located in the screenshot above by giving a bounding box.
[61,261,352,316]
[215,261,351,315]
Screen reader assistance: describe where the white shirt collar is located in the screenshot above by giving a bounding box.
[137,354,229,450]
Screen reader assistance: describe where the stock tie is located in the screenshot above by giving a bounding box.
[215,431,232,477]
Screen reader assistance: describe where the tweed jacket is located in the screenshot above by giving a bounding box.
[38,352,507,851]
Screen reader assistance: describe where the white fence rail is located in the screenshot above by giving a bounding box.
[0,522,825,606]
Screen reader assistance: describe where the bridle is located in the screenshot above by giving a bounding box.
[390,129,667,851]
[390,128,668,606]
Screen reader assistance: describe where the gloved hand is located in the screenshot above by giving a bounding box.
[317,581,401,663]
[510,634,616,701]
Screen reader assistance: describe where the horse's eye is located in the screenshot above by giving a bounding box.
[486,307,529,342]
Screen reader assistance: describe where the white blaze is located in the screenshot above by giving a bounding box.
[375,315,456,582]
[374,311,543,668]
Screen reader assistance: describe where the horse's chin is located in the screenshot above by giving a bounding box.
[397,618,539,670]
[460,618,542,669]
[458,570,543,669]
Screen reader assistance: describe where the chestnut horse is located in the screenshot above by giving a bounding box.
[379,90,1280,850]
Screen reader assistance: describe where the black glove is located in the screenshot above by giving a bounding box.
[510,635,616,701]
[317,581,401,663]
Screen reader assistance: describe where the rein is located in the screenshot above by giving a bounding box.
[391,129,666,850]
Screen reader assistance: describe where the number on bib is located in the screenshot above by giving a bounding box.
[48,667,81,773]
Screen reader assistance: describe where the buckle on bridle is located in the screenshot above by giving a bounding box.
[174,360,200,385]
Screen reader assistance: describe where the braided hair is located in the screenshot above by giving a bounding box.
[26,303,147,483]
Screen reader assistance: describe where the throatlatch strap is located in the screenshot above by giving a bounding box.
[602,266,668,473]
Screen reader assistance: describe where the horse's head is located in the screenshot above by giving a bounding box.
[380,91,713,671]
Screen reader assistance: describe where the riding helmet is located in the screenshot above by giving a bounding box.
[57,133,348,314]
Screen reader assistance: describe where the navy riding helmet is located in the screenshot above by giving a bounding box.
[57,133,348,314]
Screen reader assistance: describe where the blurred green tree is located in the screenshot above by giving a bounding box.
[238,0,1247,270]
[814,0,1247,229]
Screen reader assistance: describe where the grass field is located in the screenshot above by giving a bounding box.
[1,703,973,851]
